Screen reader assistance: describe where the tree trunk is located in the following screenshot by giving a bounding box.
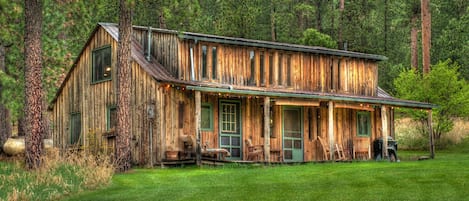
[338,0,344,49]
[421,0,431,74]
[383,0,388,53]
[116,0,133,172]
[270,0,276,41]
[24,0,45,169]
[0,45,12,151]
[410,14,419,70]
[315,0,322,32]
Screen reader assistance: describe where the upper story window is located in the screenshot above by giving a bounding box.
[212,47,217,79]
[201,45,218,80]
[269,54,274,85]
[260,52,265,85]
[278,53,283,86]
[286,54,292,87]
[249,50,256,86]
[92,45,112,83]
[201,45,208,79]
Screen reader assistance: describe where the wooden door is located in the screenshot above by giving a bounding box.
[283,107,303,162]
[219,100,242,160]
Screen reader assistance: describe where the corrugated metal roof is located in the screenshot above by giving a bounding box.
[131,24,388,61]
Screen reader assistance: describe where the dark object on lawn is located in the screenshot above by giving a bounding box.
[373,136,398,162]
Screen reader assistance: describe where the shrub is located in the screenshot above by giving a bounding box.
[0,148,114,201]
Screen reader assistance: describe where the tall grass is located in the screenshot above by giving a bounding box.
[0,149,114,201]
[395,118,469,150]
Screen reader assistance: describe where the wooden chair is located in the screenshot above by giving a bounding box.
[317,136,330,160]
[353,138,371,160]
[335,143,346,161]
[318,136,346,161]
[245,139,264,161]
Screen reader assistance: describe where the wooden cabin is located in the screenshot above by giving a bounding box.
[49,23,434,165]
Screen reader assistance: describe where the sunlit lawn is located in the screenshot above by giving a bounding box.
[63,147,469,201]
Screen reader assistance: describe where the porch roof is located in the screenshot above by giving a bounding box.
[185,85,436,109]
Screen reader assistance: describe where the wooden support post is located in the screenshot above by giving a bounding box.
[381,106,388,158]
[328,101,334,161]
[428,110,435,159]
[264,97,271,162]
[195,91,201,166]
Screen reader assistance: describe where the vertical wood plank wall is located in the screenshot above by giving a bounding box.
[52,26,390,164]
[132,28,379,97]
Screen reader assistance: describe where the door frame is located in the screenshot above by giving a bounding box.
[218,99,242,160]
[282,106,304,162]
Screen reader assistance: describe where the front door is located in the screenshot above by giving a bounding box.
[219,100,242,160]
[283,107,303,162]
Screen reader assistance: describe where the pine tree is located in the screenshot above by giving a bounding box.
[24,0,45,169]
[116,0,133,172]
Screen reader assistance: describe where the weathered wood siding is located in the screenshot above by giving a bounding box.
[132,27,378,97]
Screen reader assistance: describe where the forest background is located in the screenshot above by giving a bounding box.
[0,0,467,132]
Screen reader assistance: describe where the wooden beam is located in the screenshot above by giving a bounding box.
[428,110,435,159]
[264,97,271,162]
[328,101,334,160]
[334,103,375,111]
[381,106,388,158]
[185,86,435,109]
[274,99,319,107]
[195,91,201,166]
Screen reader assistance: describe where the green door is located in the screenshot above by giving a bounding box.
[283,107,303,162]
[219,100,242,160]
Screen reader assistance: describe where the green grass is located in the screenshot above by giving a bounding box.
[63,142,469,201]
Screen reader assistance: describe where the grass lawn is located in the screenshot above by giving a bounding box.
[63,147,469,201]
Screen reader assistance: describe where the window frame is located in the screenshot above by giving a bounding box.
[107,105,117,131]
[70,112,81,145]
[356,111,371,137]
[201,45,208,79]
[201,103,214,131]
[91,45,112,84]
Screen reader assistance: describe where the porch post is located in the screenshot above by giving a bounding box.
[428,110,435,159]
[381,106,388,158]
[328,101,334,160]
[264,97,271,162]
[195,91,202,166]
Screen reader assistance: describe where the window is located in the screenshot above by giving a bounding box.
[70,113,81,145]
[278,53,283,85]
[269,54,274,85]
[107,106,117,131]
[249,50,256,85]
[201,103,213,131]
[357,111,371,136]
[286,54,292,86]
[260,52,265,85]
[201,45,208,79]
[92,45,112,83]
[212,47,217,79]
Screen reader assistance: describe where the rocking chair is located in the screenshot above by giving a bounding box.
[245,139,264,161]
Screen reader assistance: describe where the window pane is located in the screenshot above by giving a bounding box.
[108,107,117,130]
[357,112,371,136]
[92,46,111,83]
[294,140,302,149]
[70,113,81,145]
[232,137,240,146]
[284,139,292,148]
[260,52,265,84]
[201,105,212,130]
[249,50,255,85]
[221,136,230,146]
[231,148,241,158]
[202,45,207,78]
[212,47,217,79]
[284,150,292,160]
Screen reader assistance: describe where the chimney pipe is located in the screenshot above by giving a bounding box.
[146,26,151,61]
